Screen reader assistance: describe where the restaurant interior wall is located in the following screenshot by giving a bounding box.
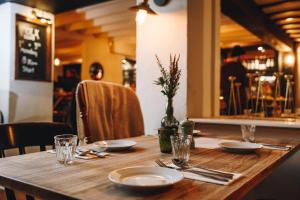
[136,0,187,134]
[0,2,54,122]
[81,34,124,83]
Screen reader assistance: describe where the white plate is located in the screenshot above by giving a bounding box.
[178,130,201,135]
[193,130,201,136]
[94,140,136,151]
[108,166,183,189]
[219,141,262,153]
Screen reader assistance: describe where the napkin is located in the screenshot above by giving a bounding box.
[261,144,292,151]
[168,163,242,185]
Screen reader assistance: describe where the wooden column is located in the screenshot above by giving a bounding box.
[296,45,300,111]
[187,0,220,117]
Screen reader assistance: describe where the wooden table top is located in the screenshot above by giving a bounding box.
[0,135,298,200]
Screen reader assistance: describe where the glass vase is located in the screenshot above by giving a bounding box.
[161,98,179,129]
[158,127,177,153]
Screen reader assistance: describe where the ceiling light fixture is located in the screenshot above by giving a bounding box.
[257,46,265,52]
[31,10,52,25]
[130,0,157,25]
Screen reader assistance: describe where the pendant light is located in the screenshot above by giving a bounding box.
[129,0,157,25]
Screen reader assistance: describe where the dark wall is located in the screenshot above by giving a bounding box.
[0,0,111,13]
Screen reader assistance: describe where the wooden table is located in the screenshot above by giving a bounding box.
[0,135,298,200]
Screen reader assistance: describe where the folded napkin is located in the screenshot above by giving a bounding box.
[168,163,242,185]
[261,144,292,151]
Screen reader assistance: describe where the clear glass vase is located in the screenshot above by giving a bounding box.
[161,98,179,129]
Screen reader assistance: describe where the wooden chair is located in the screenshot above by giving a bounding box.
[0,122,73,200]
[76,81,144,143]
[0,110,3,124]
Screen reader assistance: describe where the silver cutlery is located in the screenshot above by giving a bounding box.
[76,149,109,158]
[260,143,291,150]
[172,159,234,179]
[155,159,231,182]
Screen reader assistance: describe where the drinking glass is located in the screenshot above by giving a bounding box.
[170,135,192,163]
[241,124,256,142]
[54,134,78,165]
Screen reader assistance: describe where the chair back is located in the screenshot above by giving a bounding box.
[0,122,72,157]
[0,111,3,124]
[76,81,144,142]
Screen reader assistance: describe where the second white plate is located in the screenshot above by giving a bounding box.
[94,140,136,151]
[219,141,262,153]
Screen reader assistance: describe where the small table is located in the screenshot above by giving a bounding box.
[0,135,298,200]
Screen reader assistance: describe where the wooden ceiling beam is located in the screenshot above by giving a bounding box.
[113,36,136,44]
[83,27,102,35]
[93,12,135,26]
[55,11,85,27]
[55,40,82,49]
[221,0,295,51]
[77,0,125,13]
[83,0,135,20]
[108,30,135,37]
[270,10,300,20]
[101,21,135,32]
[55,47,82,56]
[282,23,300,29]
[286,29,300,33]
[263,2,300,14]
[289,34,300,38]
[221,35,260,40]
[276,17,300,25]
[55,28,83,41]
[268,8,300,17]
[66,21,94,32]
[259,0,297,8]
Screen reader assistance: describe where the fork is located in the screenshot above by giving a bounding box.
[155,160,231,182]
[172,159,234,179]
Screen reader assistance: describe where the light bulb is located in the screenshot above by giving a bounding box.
[136,9,148,25]
[285,54,295,67]
[54,58,60,66]
[40,18,47,24]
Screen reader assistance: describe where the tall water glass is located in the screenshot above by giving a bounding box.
[170,135,192,163]
[54,134,78,165]
[241,124,256,142]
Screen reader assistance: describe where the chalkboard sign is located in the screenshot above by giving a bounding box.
[15,14,52,81]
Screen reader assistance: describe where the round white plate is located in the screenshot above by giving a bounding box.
[94,140,136,151]
[108,166,183,189]
[193,130,201,136]
[178,130,202,135]
[219,141,262,153]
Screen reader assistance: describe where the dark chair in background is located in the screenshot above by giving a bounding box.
[0,122,73,200]
[0,110,3,124]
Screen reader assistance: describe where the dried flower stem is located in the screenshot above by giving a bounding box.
[154,54,181,98]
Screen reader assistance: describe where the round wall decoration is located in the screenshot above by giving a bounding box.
[153,0,170,6]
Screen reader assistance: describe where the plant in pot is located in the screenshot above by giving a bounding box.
[154,54,182,153]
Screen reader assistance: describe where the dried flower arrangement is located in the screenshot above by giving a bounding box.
[154,54,181,99]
